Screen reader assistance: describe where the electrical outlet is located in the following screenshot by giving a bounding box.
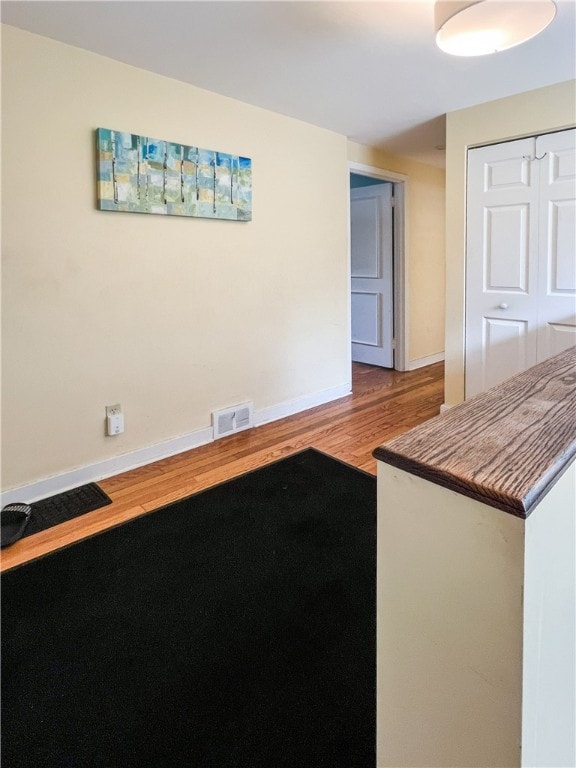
[105,404,124,436]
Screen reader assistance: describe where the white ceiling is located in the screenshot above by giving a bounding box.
[2,0,575,167]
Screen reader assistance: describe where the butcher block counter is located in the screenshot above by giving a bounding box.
[374,347,576,768]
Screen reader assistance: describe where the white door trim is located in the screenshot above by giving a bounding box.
[348,161,409,371]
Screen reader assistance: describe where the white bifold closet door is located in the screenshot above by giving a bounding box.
[465,128,576,399]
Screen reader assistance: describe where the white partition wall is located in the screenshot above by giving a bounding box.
[374,349,576,767]
[522,465,576,768]
[376,461,576,768]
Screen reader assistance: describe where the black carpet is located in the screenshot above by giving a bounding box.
[1,448,376,768]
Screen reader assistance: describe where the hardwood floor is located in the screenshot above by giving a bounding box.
[1,362,444,572]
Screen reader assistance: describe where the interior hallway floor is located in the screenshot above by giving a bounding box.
[1,361,444,572]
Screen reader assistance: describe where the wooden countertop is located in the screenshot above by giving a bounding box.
[373,347,576,518]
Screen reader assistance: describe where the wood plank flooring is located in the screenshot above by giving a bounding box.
[1,362,444,572]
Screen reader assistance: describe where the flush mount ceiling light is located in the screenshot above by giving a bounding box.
[435,0,557,56]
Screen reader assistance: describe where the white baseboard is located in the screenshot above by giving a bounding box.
[1,382,352,506]
[406,352,445,371]
[439,403,452,414]
[254,383,351,427]
[0,426,215,506]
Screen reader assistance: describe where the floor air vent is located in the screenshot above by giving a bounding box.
[212,402,254,440]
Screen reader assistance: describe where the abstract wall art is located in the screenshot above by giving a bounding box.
[96,128,252,221]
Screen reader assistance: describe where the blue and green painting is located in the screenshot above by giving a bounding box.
[96,128,252,221]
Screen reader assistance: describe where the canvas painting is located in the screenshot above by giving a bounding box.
[96,128,252,221]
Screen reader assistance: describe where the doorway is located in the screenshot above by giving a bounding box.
[348,163,408,371]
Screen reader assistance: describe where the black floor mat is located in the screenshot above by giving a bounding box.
[23,483,112,537]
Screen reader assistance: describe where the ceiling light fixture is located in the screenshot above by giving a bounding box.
[435,0,557,56]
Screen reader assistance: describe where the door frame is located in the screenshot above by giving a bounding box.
[348,161,409,371]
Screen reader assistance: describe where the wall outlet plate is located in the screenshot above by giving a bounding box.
[105,404,124,435]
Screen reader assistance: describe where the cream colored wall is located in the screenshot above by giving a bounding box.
[376,458,576,768]
[377,463,524,767]
[444,80,576,406]
[347,142,446,364]
[1,26,350,490]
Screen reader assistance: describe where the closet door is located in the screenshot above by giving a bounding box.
[465,137,539,399]
[465,128,576,399]
[536,129,576,359]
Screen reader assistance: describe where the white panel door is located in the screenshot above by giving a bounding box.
[350,184,393,368]
[466,128,576,399]
[466,137,539,397]
[536,129,576,360]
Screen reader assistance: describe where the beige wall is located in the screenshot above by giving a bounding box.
[377,463,524,767]
[347,142,446,364]
[376,458,576,767]
[444,80,576,406]
[1,26,350,490]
